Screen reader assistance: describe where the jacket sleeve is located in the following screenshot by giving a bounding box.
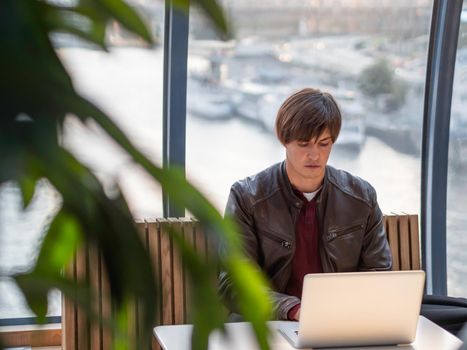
[359,190,393,271]
[218,183,300,320]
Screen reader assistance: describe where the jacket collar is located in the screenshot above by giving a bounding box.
[279,160,329,206]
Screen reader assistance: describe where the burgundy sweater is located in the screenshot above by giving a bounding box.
[285,189,323,319]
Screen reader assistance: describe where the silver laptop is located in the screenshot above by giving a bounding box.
[278,270,425,348]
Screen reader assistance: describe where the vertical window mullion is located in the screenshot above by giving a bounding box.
[162,1,190,218]
[421,0,462,296]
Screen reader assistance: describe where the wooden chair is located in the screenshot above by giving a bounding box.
[61,214,421,349]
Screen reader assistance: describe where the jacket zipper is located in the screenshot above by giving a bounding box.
[325,223,364,242]
[262,230,292,249]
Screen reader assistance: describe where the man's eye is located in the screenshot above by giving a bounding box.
[298,142,308,147]
[319,143,330,147]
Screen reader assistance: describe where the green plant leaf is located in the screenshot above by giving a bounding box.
[35,210,83,275]
[15,272,96,325]
[14,210,83,323]
[0,130,25,182]
[169,0,190,12]
[14,274,49,323]
[0,0,77,125]
[225,256,272,349]
[171,0,230,38]
[40,4,108,50]
[97,0,153,44]
[193,0,230,37]
[18,175,38,209]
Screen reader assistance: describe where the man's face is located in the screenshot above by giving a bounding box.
[285,129,333,190]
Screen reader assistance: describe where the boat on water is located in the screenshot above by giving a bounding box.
[187,79,236,120]
[187,90,235,120]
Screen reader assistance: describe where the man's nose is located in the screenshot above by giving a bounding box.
[307,148,319,160]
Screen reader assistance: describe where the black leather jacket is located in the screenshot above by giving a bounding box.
[219,161,392,320]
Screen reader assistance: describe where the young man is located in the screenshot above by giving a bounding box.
[219,88,392,321]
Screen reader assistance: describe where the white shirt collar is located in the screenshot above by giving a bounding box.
[302,186,322,202]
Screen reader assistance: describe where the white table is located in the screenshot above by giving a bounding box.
[154,316,463,350]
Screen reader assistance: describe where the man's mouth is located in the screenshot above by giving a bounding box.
[305,164,320,168]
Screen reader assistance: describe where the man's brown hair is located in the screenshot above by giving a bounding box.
[275,88,342,145]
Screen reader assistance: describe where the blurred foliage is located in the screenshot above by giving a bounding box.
[0,0,271,349]
[358,58,408,112]
[358,59,394,97]
[385,79,408,112]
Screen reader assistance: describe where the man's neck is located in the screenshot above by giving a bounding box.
[285,162,324,193]
[291,180,323,193]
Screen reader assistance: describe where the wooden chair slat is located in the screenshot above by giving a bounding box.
[385,215,400,271]
[89,244,101,350]
[100,250,112,350]
[135,221,148,343]
[168,218,185,325]
[181,218,195,324]
[75,247,89,350]
[62,251,76,350]
[158,219,174,325]
[146,219,162,350]
[150,219,163,325]
[194,221,208,264]
[398,215,412,270]
[409,215,421,270]
[147,219,162,326]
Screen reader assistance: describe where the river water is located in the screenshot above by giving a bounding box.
[0,46,465,319]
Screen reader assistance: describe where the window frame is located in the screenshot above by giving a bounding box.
[421,0,463,296]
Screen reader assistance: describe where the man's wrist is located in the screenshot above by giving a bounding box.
[287,303,301,320]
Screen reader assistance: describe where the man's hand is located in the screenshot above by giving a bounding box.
[291,307,300,321]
